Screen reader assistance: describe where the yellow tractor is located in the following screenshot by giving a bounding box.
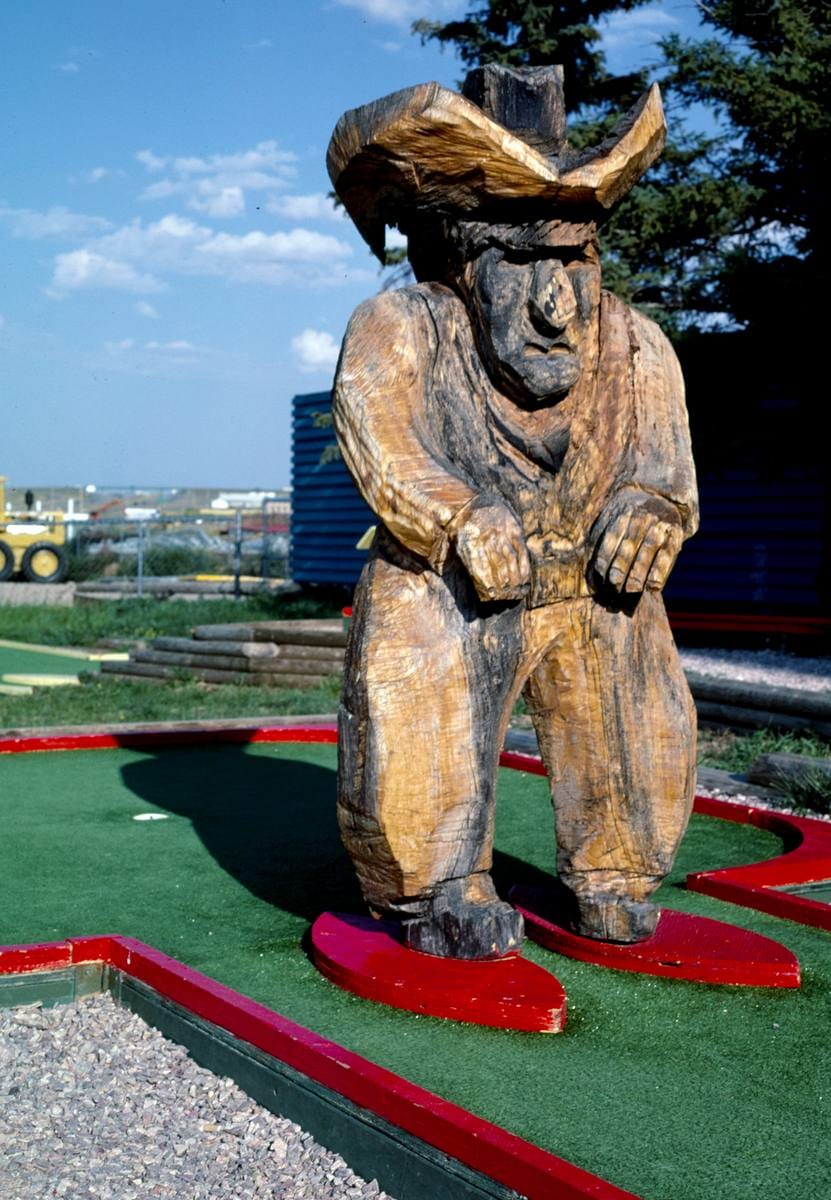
[0,476,70,583]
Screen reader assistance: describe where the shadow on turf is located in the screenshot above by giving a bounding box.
[121,747,362,922]
[119,746,555,925]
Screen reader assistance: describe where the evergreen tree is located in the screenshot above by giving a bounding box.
[414,0,651,110]
[661,0,829,340]
[413,0,824,338]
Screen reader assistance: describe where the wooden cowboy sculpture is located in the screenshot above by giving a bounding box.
[328,65,698,960]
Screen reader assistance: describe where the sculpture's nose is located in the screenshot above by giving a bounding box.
[530,259,577,333]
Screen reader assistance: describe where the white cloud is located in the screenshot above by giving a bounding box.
[51,250,165,296]
[135,149,166,172]
[334,0,459,25]
[145,339,199,353]
[1,205,113,239]
[599,6,679,51]
[267,193,345,222]
[86,166,125,184]
[197,228,353,283]
[102,337,209,374]
[56,61,80,73]
[195,185,245,218]
[106,337,202,355]
[136,140,296,218]
[291,328,341,373]
[386,228,408,250]
[135,301,159,319]
[47,213,354,294]
[244,38,273,49]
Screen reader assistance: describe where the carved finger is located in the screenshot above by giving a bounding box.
[502,538,531,592]
[478,531,508,592]
[593,513,630,580]
[456,532,494,598]
[471,549,500,599]
[624,523,668,593]
[645,527,683,591]
[607,514,651,591]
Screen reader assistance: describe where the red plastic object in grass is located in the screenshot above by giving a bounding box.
[311,911,568,1032]
[510,886,800,988]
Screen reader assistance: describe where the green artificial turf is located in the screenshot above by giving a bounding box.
[0,645,99,679]
[1,742,829,1199]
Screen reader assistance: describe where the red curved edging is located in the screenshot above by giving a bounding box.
[500,748,831,933]
[511,888,800,987]
[0,723,339,755]
[0,933,633,1200]
[311,911,568,1032]
[687,797,831,931]
[2,726,830,931]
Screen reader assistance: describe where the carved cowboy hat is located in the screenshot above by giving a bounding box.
[328,64,666,260]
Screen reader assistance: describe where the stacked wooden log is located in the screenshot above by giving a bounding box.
[100,620,346,687]
[76,577,286,603]
[686,671,831,739]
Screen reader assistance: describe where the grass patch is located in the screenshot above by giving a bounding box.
[767,763,831,816]
[0,675,341,730]
[698,727,831,814]
[0,594,339,649]
[697,727,831,773]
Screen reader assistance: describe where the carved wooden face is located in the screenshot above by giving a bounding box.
[464,232,601,405]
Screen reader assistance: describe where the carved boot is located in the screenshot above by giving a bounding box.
[403,873,524,960]
[560,871,662,943]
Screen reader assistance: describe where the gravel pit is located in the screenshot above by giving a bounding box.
[0,993,397,1200]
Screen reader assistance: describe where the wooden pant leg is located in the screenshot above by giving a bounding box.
[523,592,696,935]
[338,545,524,917]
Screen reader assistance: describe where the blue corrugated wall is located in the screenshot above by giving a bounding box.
[291,392,828,611]
[290,391,375,587]
[663,469,828,612]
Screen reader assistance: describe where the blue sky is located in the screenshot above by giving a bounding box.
[1,0,707,489]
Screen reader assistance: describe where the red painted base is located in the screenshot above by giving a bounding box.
[510,886,800,988]
[311,912,568,1032]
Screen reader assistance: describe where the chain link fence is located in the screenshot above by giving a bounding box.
[66,504,289,595]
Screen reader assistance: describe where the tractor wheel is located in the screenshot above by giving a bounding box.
[0,540,14,581]
[21,542,69,584]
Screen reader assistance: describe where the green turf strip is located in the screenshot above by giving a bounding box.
[0,645,98,678]
[1,743,828,1200]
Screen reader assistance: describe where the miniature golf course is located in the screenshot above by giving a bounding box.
[1,734,830,1199]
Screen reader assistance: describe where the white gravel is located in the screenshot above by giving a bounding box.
[694,783,831,823]
[678,648,831,694]
[0,993,396,1200]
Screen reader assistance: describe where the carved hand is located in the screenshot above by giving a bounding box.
[453,501,531,602]
[592,489,683,594]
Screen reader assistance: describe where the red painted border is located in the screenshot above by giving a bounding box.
[0,933,633,1200]
[3,724,831,932]
[667,611,831,637]
[311,911,568,1032]
[512,890,800,987]
[0,724,338,755]
[687,797,831,931]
